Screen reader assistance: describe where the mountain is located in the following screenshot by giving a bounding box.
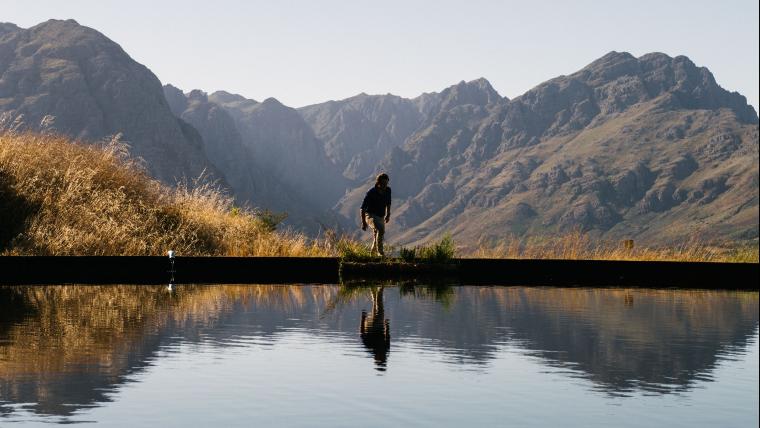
[0,19,216,183]
[163,85,259,204]
[299,78,506,182]
[164,86,348,230]
[2,19,756,246]
[299,93,423,181]
[334,52,758,247]
[205,91,349,229]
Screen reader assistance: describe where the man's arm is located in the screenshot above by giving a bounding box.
[360,191,369,231]
[384,188,391,223]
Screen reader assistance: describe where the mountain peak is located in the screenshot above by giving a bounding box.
[29,19,92,37]
[261,97,285,107]
[566,51,758,122]
[438,77,503,109]
[0,22,20,36]
[187,89,208,102]
[162,84,188,116]
[0,19,218,183]
[209,90,252,104]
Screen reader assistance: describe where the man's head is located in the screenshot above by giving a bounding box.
[375,173,389,189]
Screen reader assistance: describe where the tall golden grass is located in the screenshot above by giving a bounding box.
[0,285,340,378]
[1,130,756,261]
[0,130,329,256]
[471,230,759,263]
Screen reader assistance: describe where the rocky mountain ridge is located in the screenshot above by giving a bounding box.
[332,51,758,246]
[0,19,217,183]
[1,19,756,246]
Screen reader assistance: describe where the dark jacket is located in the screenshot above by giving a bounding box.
[361,186,391,217]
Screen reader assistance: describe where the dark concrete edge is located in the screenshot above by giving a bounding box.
[0,256,757,289]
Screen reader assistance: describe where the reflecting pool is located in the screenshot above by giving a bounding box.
[0,285,758,427]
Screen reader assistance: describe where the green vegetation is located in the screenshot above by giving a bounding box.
[399,282,455,309]
[336,239,375,262]
[416,234,456,263]
[397,235,457,264]
[399,247,417,263]
[338,234,457,265]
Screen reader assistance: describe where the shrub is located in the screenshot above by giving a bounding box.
[336,239,375,262]
[399,247,417,263]
[417,234,456,263]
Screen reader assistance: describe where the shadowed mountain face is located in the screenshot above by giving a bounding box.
[300,93,424,181]
[299,78,506,183]
[0,20,216,183]
[163,85,347,230]
[163,85,258,204]
[0,285,757,420]
[207,92,348,215]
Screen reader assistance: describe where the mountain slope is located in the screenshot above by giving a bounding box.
[0,19,216,183]
[334,52,758,247]
[299,93,423,181]
[298,78,506,182]
[207,91,349,229]
[2,20,755,247]
[163,85,260,206]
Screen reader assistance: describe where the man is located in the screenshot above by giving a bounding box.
[361,173,391,257]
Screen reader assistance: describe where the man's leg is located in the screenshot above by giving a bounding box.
[371,227,379,256]
[375,215,385,256]
[368,215,379,256]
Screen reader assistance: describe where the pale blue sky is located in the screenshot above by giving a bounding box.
[5,0,759,111]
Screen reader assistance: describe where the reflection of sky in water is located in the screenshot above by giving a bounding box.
[0,286,757,427]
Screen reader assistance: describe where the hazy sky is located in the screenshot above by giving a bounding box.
[5,0,759,110]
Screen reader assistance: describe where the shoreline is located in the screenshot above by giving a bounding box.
[1,256,757,289]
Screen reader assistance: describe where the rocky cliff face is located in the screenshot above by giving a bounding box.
[0,20,216,183]
[164,86,348,230]
[208,92,347,214]
[299,78,506,183]
[2,19,756,246]
[299,93,423,181]
[334,52,758,247]
[163,85,258,205]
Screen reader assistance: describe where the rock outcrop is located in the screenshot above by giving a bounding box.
[0,20,216,183]
[334,52,758,247]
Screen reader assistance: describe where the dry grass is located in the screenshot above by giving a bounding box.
[470,230,759,263]
[1,130,755,262]
[0,130,330,256]
[0,285,340,379]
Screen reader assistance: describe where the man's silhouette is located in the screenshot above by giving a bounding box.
[360,286,390,371]
[361,173,391,257]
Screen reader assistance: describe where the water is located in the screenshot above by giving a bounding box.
[0,285,757,427]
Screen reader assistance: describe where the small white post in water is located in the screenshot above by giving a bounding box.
[167,250,176,291]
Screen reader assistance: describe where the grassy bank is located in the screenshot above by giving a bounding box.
[1,130,756,262]
[0,131,328,256]
[470,231,758,263]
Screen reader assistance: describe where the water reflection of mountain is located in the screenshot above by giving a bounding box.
[392,287,759,394]
[0,285,757,419]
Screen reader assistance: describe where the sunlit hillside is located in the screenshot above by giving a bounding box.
[1,130,756,261]
[0,131,329,256]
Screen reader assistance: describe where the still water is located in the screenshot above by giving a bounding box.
[0,285,757,427]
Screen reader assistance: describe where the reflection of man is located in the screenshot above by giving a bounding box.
[360,287,390,370]
[361,173,391,257]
